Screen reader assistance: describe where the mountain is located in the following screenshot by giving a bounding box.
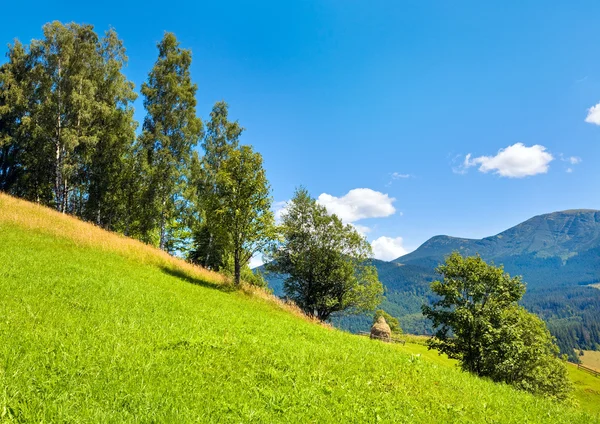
[266,210,600,361]
[396,210,600,279]
[388,210,600,360]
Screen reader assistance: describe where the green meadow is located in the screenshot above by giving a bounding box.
[0,194,598,423]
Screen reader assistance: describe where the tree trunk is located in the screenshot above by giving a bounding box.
[234,249,241,285]
[55,59,64,213]
[204,231,213,268]
[159,210,166,250]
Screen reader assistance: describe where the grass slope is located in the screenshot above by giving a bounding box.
[0,194,598,423]
[385,337,600,416]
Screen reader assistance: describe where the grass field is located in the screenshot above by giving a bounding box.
[386,340,600,416]
[580,350,600,371]
[0,193,598,423]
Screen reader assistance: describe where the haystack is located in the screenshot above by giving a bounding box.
[370,316,391,341]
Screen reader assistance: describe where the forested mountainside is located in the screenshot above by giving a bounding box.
[265,210,600,361]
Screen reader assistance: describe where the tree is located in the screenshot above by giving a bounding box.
[0,22,139,219]
[0,40,30,194]
[422,252,572,400]
[266,188,383,320]
[28,22,107,213]
[373,309,402,334]
[189,101,243,270]
[138,32,203,250]
[482,305,573,401]
[214,145,275,285]
[84,28,138,230]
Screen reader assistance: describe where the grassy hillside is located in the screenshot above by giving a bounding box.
[0,194,598,423]
[380,337,600,417]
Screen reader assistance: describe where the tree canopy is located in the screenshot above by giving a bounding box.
[267,188,383,320]
[138,32,203,251]
[422,252,572,401]
[214,145,275,285]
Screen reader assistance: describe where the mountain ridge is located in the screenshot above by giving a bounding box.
[394,209,600,267]
[318,209,600,360]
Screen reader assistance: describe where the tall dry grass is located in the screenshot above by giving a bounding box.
[0,193,225,285]
[0,193,322,324]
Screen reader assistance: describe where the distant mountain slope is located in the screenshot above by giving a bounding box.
[388,210,600,360]
[396,209,600,271]
[266,210,600,361]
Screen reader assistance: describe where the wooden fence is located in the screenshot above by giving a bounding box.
[358,332,406,345]
[577,363,600,377]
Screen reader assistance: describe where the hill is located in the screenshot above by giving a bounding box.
[0,193,597,422]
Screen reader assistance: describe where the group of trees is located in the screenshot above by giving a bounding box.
[0,22,278,285]
[0,21,385,306]
[423,252,572,401]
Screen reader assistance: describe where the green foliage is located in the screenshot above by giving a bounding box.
[214,145,275,285]
[0,199,596,422]
[373,309,402,334]
[423,252,572,401]
[0,22,138,216]
[138,32,203,251]
[84,28,138,229]
[481,306,573,401]
[267,188,383,320]
[190,101,243,270]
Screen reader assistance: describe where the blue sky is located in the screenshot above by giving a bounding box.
[2,1,600,262]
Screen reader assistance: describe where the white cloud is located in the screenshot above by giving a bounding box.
[558,154,581,172]
[585,103,600,125]
[371,236,408,261]
[249,254,264,269]
[462,143,553,178]
[386,172,413,186]
[273,200,288,223]
[451,154,469,175]
[317,188,396,223]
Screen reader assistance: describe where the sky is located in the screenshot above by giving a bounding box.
[1,0,599,265]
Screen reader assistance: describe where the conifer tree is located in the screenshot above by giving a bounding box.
[138,32,203,250]
[0,41,32,194]
[84,28,138,230]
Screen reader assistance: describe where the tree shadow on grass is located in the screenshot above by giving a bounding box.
[159,266,236,293]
